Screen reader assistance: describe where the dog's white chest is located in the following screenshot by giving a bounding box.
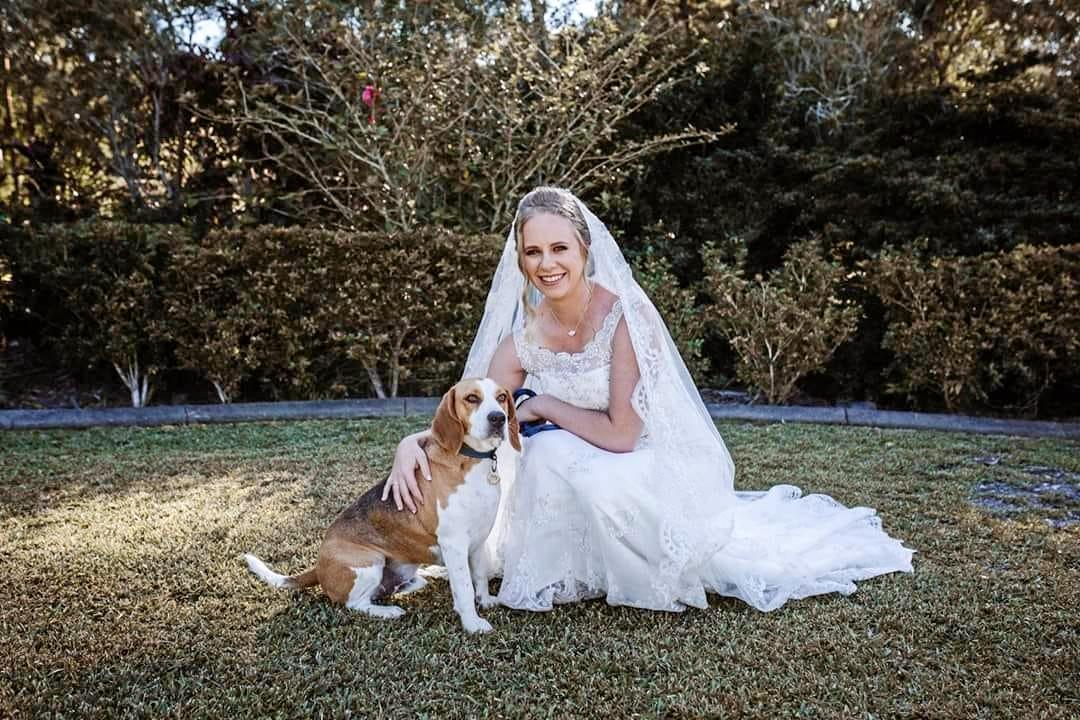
[435,461,501,550]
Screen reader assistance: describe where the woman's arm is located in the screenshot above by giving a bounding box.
[382,334,526,512]
[486,333,527,391]
[523,317,643,453]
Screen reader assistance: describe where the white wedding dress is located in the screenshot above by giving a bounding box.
[467,189,914,613]
[488,299,915,613]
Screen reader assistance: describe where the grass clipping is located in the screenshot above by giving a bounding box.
[1,418,1077,718]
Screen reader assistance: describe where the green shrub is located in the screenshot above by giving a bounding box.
[702,238,861,404]
[3,221,187,407]
[168,226,501,401]
[309,228,501,398]
[165,240,258,403]
[867,242,1080,415]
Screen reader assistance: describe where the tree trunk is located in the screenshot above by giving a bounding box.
[1,47,19,203]
[389,327,408,398]
[212,381,230,404]
[528,0,547,52]
[366,366,387,399]
[113,358,151,408]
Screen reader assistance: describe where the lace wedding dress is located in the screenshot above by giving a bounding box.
[468,189,914,613]
[487,299,914,613]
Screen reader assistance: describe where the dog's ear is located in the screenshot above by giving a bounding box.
[432,385,465,454]
[503,387,522,452]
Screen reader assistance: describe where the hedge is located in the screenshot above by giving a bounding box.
[1,222,500,404]
[1,222,1077,418]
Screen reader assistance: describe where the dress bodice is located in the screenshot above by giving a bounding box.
[513,300,623,411]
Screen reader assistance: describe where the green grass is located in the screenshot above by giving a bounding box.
[1,419,1077,719]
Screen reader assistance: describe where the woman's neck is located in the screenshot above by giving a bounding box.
[544,279,591,325]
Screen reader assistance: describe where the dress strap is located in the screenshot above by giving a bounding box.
[592,299,623,347]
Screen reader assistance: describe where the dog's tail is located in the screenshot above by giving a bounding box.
[244,553,320,590]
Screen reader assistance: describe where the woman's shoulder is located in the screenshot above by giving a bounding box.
[590,284,621,323]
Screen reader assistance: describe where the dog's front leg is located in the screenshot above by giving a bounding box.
[440,540,493,634]
[471,545,498,610]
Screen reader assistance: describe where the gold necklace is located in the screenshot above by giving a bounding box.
[548,284,593,337]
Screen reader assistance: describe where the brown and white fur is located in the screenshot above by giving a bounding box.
[244,378,520,634]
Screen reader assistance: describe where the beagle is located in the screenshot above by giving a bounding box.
[244,378,520,634]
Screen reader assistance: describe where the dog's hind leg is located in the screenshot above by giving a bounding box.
[322,542,405,619]
[345,558,406,619]
[376,562,427,598]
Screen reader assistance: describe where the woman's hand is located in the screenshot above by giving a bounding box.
[515,395,546,424]
[381,431,432,513]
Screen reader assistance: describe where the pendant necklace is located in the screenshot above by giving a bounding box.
[549,283,593,337]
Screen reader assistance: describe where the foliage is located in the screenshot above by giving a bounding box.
[755,0,909,132]
[702,238,861,404]
[168,226,501,401]
[0,244,11,324]
[867,242,1080,416]
[618,0,1079,414]
[625,0,1080,273]
[895,0,1079,97]
[630,238,709,383]
[0,244,10,404]
[225,0,726,232]
[2,0,1078,416]
[5,222,500,404]
[0,0,237,224]
[165,239,259,404]
[308,227,501,398]
[4,221,187,407]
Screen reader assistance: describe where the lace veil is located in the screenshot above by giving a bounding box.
[463,191,738,604]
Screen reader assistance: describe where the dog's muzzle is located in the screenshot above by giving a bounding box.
[486,411,506,438]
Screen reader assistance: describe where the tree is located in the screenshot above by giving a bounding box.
[0,0,238,224]
[896,0,1079,97]
[227,0,728,233]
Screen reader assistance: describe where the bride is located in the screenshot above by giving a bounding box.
[383,186,914,613]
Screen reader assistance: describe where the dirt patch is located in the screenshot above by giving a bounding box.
[970,463,1080,528]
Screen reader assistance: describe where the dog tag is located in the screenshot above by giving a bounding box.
[487,457,500,485]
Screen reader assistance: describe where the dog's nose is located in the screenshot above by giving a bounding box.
[487,411,506,427]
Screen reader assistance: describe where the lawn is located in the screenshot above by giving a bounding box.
[1,418,1076,719]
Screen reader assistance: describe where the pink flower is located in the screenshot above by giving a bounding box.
[362,85,377,108]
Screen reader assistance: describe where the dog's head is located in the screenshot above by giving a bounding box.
[432,378,521,455]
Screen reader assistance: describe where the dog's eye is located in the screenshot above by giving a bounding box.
[465,394,480,403]
[497,393,507,403]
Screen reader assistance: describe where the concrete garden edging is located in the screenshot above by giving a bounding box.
[705,404,1079,439]
[1,398,1077,439]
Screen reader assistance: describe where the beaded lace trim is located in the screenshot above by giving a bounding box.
[514,300,623,375]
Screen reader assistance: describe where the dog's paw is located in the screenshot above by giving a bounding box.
[476,595,500,610]
[462,617,493,634]
[360,604,406,619]
[394,575,428,596]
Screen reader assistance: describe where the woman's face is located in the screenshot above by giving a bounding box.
[520,212,587,301]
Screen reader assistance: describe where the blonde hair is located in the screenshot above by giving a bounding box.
[513,186,592,320]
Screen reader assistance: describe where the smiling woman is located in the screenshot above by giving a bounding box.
[518,205,595,341]
[381,186,915,615]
